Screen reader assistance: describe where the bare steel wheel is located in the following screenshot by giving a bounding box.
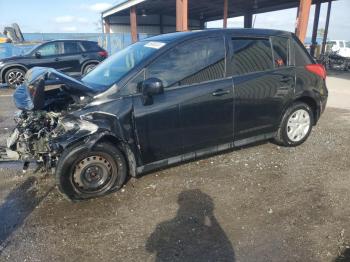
[73,155,114,194]
[56,142,127,201]
[5,68,25,88]
[286,109,311,142]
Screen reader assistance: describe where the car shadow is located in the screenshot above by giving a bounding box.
[146,189,235,262]
[0,176,53,251]
[334,248,350,262]
[138,140,269,178]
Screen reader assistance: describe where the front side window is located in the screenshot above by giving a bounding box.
[36,42,60,56]
[271,36,289,68]
[229,38,273,76]
[64,42,82,54]
[146,37,225,88]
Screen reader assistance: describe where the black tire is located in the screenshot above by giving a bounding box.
[83,63,97,74]
[274,102,314,147]
[55,142,127,201]
[5,68,26,88]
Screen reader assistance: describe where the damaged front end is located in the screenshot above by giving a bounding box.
[6,67,100,171]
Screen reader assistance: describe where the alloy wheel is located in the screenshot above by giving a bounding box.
[7,70,24,86]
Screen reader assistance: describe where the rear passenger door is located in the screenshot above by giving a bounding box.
[228,36,295,141]
[60,41,84,75]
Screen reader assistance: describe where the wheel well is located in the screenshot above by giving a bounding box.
[96,135,137,177]
[294,96,318,124]
[2,65,27,82]
[82,61,98,73]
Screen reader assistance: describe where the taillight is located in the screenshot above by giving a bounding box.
[305,64,326,80]
[98,50,108,58]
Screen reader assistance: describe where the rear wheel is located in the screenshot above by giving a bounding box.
[83,63,97,74]
[56,142,127,201]
[274,102,314,147]
[5,68,25,88]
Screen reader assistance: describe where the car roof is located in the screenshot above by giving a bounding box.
[44,39,98,43]
[143,28,293,42]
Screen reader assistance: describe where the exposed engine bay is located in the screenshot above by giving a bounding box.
[7,111,63,169]
[6,67,99,172]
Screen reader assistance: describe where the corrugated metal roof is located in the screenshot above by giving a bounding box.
[102,0,336,22]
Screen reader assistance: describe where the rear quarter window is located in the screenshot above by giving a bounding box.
[293,38,313,66]
[81,41,102,52]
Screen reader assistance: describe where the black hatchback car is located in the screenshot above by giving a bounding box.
[7,29,328,200]
[0,39,107,87]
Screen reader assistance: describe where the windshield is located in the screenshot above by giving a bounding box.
[23,44,40,55]
[82,41,166,90]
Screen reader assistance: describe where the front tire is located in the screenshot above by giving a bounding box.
[274,102,314,147]
[55,142,127,201]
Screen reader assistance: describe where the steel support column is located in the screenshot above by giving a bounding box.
[176,0,188,31]
[310,2,321,57]
[244,13,253,28]
[321,1,332,55]
[223,0,228,28]
[160,15,164,34]
[130,6,138,43]
[296,0,312,43]
[104,18,111,34]
[182,0,188,31]
[103,18,111,54]
[295,7,300,34]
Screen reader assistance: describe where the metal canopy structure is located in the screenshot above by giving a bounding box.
[101,0,336,55]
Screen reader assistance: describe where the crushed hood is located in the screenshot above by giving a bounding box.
[13,67,98,111]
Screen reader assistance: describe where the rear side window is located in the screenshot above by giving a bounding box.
[81,41,101,52]
[64,42,82,54]
[229,38,273,76]
[294,39,313,66]
[271,36,289,67]
[146,37,225,88]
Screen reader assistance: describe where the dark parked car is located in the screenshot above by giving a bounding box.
[7,29,328,200]
[0,39,107,87]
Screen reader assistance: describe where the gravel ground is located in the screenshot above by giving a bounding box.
[0,75,349,262]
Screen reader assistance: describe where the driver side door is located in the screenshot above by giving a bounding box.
[132,36,234,165]
[29,42,65,70]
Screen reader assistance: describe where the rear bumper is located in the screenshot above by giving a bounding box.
[320,94,328,115]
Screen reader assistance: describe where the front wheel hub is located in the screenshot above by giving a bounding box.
[73,155,113,192]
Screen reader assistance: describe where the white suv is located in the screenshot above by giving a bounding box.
[327,40,350,57]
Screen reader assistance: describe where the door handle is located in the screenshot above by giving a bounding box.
[54,58,60,61]
[212,89,230,96]
[280,76,293,83]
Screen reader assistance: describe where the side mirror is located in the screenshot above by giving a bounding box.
[35,51,41,58]
[142,78,164,105]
